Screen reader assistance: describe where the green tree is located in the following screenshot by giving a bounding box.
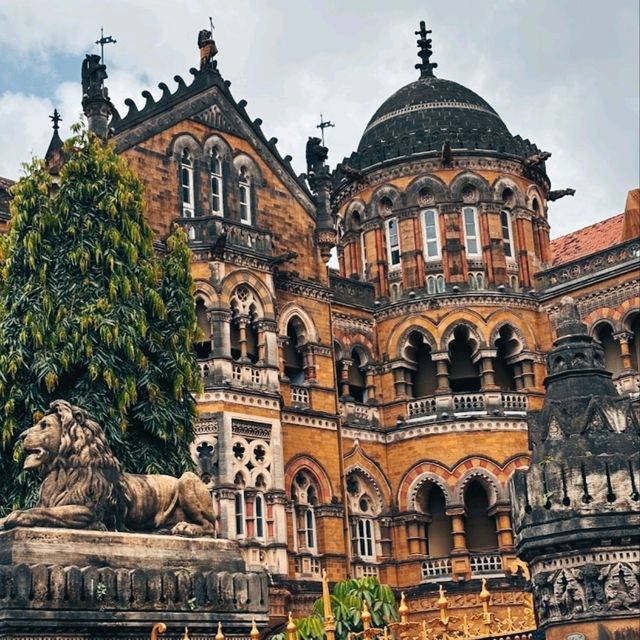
[0,126,202,513]
[273,577,398,640]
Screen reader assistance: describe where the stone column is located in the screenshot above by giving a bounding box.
[405,515,429,557]
[365,366,376,404]
[493,506,515,552]
[512,362,524,391]
[614,332,633,370]
[447,506,471,580]
[339,359,352,399]
[521,360,535,389]
[237,316,249,361]
[477,350,498,389]
[278,336,288,379]
[209,309,231,358]
[433,353,451,393]
[393,366,408,398]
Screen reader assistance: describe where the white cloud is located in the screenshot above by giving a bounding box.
[0,1,637,236]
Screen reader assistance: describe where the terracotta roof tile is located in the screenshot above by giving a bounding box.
[550,213,626,266]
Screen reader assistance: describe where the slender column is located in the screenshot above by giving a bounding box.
[448,510,468,554]
[393,367,407,398]
[614,331,633,370]
[512,362,524,391]
[277,336,288,379]
[521,359,535,389]
[479,355,498,389]
[493,507,514,552]
[434,355,451,393]
[339,359,352,398]
[364,366,376,403]
[237,317,249,361]
[375,226,388,298]
[413,216,426,289]
[209,309,231,358]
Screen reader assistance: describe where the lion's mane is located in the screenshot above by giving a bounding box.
[38,404,126,530]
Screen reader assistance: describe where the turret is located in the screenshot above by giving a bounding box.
[81,54,113,140]
[511,296,640,639]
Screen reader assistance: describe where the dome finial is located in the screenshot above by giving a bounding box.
[415,20,438,78]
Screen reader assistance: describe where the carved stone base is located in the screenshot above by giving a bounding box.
[0,528,268,639]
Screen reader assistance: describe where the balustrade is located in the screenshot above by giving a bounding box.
[290,385,309,407]
[406,391,529,419]
[469,553,503,575]
[421,557,452,580]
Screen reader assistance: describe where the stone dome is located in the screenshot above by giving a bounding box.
[358,76,512,153]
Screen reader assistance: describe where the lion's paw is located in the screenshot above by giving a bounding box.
[171,522,203,538]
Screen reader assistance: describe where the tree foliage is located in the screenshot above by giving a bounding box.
[0,126,202,513]
[272,577,398,640]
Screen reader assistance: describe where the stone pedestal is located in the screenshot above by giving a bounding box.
[0,527,268,639]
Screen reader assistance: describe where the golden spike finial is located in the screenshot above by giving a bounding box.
[437,584,449,625]
[215,621,224,640]
[361,600,372,630]
[250,617,260,640]
[150,623,167,640]
[479,578,492,626]
[398,591,409,623]
[182,627,190,640]
[286,612,297,640]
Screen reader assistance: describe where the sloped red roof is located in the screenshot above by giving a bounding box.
[550,213,625,266]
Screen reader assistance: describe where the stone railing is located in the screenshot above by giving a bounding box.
[406,391,528,419]
[232,363,265,388]
[420,557,452,581]
[290,385,310,407]
[501,392,529,412]
[408,396,437,418]
[339,401,380,426]
[536,236,640,291]
[352,563,380,579]
[294,555,321,577]
[176,216,273,255]
[470,553,503,575]
[329,273,375,307]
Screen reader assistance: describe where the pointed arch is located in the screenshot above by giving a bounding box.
[220,270,275,319]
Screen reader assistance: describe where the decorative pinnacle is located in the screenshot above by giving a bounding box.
[49,109,62,131]
[415,20,438,78]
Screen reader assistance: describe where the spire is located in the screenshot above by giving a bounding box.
[415,20,438,78]
[81,53,113,139]
[45,109,63,161]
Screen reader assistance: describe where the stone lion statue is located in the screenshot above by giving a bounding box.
[0,400,217,537]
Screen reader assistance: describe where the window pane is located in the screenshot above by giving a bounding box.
[501,211,512,257]
[424,210,439,258]
[235,493,244,535]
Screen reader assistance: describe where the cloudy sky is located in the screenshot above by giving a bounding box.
[0,0,638,238]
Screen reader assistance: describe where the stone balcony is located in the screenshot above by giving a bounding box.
[197,358,279,393]
[339,401,381,426]
[407,391,529,421]
[421,552,506,583]
[176,216,273,255]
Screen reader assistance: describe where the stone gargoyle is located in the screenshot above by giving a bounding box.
[0,400,217,537]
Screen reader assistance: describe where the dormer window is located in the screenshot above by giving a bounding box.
[239,168,252,225]
[463,207,480,256]
[210,150,223,216]
[180,149,194,218]
[386,218,401,268]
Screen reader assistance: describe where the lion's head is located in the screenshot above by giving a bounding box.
[23,399,125,529]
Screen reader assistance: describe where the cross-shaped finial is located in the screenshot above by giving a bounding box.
[95,27,117,65]
[316,113,335,146]
[49,109,62,131]
[415,20,438,78]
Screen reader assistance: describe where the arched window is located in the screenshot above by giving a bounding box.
[239,167,252,225]
[426,275,445,294]
[464,481,498,552]
[594,322,623,375]
[292,470,319,553]
[416,482,453,558]
[448,326,481,392]
[423,209,440,260]
[386,218,401,268]
[500,210,513,259]
[346,472,379,562]
[509,275,520,291]
[390,282,402,301]
[284,318,305,384]
[463,207,480,256]
[234,472,246,538]
[195,298,212,359]
[405,331,437,398]
[493,325,520,391]
[210,149,224,216]
[468,272,484,290]
[180,149,195,217]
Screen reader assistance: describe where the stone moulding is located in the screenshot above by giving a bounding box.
[0,527,268,637]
